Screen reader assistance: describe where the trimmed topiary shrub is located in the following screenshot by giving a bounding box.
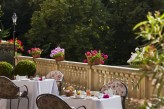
[0,61,13,78]
[13,59,36,77]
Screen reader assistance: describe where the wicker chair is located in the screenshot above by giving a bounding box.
[100,81,128,109]
[36,94,86,109]
[46,70,64,95]
[0,76,29,109]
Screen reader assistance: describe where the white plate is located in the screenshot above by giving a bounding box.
[70,96,85,99]
[21,79,30,81]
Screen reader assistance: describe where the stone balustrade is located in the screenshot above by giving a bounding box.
[16,56,162,99]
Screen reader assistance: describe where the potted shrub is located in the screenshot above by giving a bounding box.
[28,47,42,58]
[0,61,13,78]
[13,59,36,77]
[50,46,65,61]
[84,50,108,65]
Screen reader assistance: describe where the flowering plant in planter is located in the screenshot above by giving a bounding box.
[50,46,65,61]
[84,50,108,65]
[127,11,164,108]
[7,38,24,51]
[28,47,42,56]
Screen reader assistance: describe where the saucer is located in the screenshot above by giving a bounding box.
[70,95,85,99]
[21,79,30,81]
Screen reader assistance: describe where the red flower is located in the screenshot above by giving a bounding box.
[92,53,96,56]
[101,53,104,56]
[104,55,108,59]
[7,38,24,51]
[103,94,109,98]
[84,49,108,65]
[101,61,104,64]
[28,47,42,55]
[86,52,91,56]
[83,59,87,63]
[92,50,98,54]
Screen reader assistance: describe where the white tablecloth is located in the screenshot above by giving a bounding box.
[62,95,122,109]
[0,79,59,109]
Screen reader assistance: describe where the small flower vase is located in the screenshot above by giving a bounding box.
[32,54,40,58]
[55,56,64,61]
[87,57,101,65]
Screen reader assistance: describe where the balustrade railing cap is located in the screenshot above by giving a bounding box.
[0,43,14,50]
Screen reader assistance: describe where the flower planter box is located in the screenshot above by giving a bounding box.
[32,54,40,58]
[87,57,101,65]
[55,56,64,61]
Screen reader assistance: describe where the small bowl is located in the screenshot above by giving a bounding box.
[63,89,75,97]
[75,94,84,98]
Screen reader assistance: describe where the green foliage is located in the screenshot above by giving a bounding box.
[0,5,9,39]
[1,0,164,65]
[28,0,110,62]
[13,59,36,77]
[52,52,64,58]
[101,0,155,65]
[1,0,33,38]
[133,11,164,44]
[0,61,13,77]
[129,11,164,108]
[0,5,2,16]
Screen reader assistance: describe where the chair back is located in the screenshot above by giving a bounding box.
[36,94,72,109]
[101,81,127,97]
[46,70,64,95]
[46,70,63,81]
[0,76,19,99]
[101,81,128,109]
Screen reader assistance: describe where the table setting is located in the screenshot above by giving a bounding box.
[61,86,123,109]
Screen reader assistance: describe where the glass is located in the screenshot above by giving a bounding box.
[86,89,91,96]
[15,75,20,80]
[42,76,46,80]
[25,75,28,79]
[35,75,39,81]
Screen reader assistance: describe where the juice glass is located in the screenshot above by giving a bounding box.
[86,89,91,96]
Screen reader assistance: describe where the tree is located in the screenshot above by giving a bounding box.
[28,0,111,61]
[100,0,155,65]
[0,5,9,39]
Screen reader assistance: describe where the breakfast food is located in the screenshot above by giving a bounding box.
[65,86,75,91]
[64,86,75,96]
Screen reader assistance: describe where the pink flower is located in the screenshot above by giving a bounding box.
[86,52,91,56]
[101,61,104,64]
[28,47,42,55]
[92,53,96,56]
[83,59,87,63]
[104,55,108,59]
[101,53,104,56]
[92,50,98,54]
[28,50,31,54]
[84,50,108,65]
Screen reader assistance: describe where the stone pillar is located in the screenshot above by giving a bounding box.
[0,43,14,65]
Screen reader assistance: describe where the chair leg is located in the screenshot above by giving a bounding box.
[26,97,29,109]
[122,99,125,109]
[17,98,21,109]
[10,99,11,109]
